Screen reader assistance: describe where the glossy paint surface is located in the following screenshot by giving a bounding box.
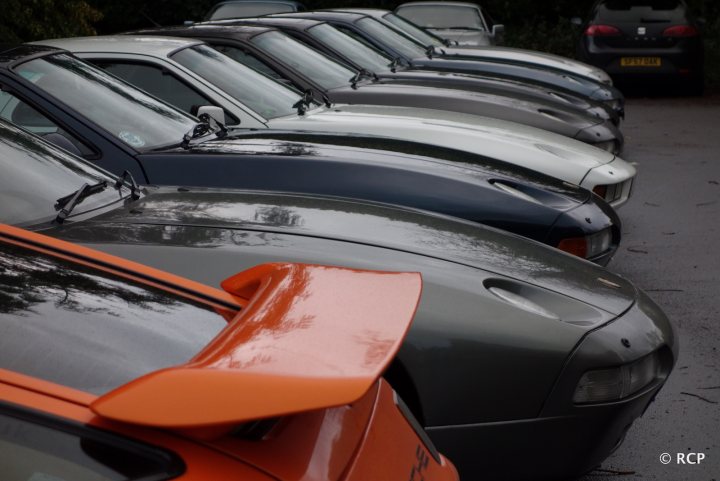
[93,263,422,427]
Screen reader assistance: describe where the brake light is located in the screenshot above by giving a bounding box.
[584,25,621,36]
[662,25,699,37]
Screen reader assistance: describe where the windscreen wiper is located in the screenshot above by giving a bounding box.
[180,113,227,149]
[54,180,108,224]
[114,170,141,200]
[292,90,315,116]
[349,69,379,89]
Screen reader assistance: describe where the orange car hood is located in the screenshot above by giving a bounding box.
[91,263,422,428]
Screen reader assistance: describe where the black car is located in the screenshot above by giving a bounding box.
[132,24,624,151]
[212,15,622,124]
[267,11,627,113]
[0,45,621,264]
[574,0,705,93]
[0,117,678,481]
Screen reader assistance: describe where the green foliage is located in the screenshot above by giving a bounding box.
[0,0,102,43]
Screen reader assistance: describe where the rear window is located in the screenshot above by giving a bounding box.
[596,1,686,22]
[0,242,227,395]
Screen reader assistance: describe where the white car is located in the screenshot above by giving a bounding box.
[36,36,636,207]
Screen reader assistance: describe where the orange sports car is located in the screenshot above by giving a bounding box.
[0,223,457,481]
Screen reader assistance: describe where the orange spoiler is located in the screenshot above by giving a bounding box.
[91,263,422,428]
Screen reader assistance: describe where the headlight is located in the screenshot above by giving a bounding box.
[557,227,612,259]
[593,182,626,203]
[573,352,660,404]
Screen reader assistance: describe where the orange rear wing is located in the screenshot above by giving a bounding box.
[91,263,422,428]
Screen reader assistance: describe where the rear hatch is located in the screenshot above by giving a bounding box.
[592,0,689,49]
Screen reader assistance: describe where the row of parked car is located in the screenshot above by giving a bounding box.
[0,2,679,481]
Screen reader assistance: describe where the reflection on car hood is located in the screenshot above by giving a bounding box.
[55,187,636,315]
[443,46,611,84]
[169,130,589,202]
[269,104,615,184]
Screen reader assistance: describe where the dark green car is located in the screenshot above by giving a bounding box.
[0,120,677,481]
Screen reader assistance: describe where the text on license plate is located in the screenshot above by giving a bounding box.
[621,57,662,67]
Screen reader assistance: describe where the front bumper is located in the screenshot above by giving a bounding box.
[426,289,678,481]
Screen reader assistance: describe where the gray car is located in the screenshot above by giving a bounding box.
[395,1,504,46]
[0,118,677,481]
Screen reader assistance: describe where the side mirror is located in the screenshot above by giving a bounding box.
[183,20,194,26]
[492,24,505,38]
[571,17,583,27]
[196,106,226,125]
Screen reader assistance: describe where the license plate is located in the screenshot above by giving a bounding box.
[621,57,662,67]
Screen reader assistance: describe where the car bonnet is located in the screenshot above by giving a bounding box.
[270,103,616,184]
[57,187,636,315]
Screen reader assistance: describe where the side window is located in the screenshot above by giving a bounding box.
[0,407,182,481]
[212,45,286,82]
[0,90,94,157]
[93,61,239,125]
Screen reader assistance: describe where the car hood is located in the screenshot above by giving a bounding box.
[54,187,636,316]
[331,82,598,131]
[269,104,615,184]
[443,46,612,84]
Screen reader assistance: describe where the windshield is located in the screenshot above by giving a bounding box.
[307,23,393,72]
[172,44,305,119]
[251,31,356,90]
[13,54,197,151]
[355,17,428,59]
[0,120,123,226]
[396,5,486,30]
[382,12,445,47]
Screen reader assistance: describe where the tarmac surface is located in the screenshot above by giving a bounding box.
[577,94,720,481]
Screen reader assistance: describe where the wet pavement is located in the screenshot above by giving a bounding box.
[578,94,720,481]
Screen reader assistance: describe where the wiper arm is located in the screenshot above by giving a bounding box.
[425,45,435,59]
[54,180,108,224]
[349,69,376,89]
[321,92,332,108]
[389,57,411,73]
[292,89,315,116]
[114,170,141,200]
[180,113,227,149]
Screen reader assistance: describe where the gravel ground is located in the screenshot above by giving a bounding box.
[578,94,720,481]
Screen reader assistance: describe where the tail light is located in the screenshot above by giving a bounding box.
[662,25,699,37]
[584,25,621,36]
[557,228,613,259]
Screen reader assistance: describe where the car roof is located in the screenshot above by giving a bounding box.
[136,24,275,41]
[397,2,483,8]
[209,16,325,29]
[32,36,204,57]
[0,44,63,68]
[273,11,369,22]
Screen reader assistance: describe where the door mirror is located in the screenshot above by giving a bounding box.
[196,106,226,125]
[491,24,505,37]
[571,17,583,27]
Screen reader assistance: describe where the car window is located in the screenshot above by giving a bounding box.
[307,23,393,72]
[13,54,197,151]
[382,12,445,47]
[0,240,228,395]
[209,2,296,20]
[0,90,94,157]
[212,44,287,81]
[396,5,486,30]
[171,44,307,119]
[0,120,123,226]
[355,17,427,59]
[250,31,356,90]
[0,409,181,481]
[595,1,685,22]
[91,61,238,126]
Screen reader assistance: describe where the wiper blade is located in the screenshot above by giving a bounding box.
[114,170,141,200]
[425,45,435,59]
[54,180,108,224]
